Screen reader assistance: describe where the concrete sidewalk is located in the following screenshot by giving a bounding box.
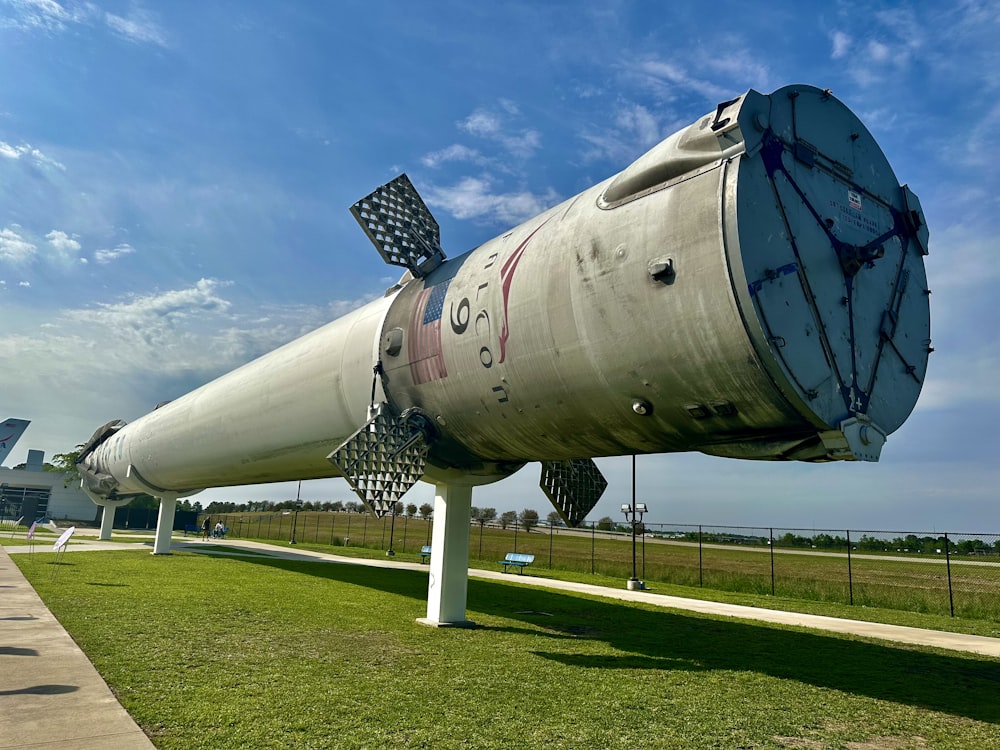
[0,544,154,750]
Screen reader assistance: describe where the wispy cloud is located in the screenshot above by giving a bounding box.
[628,59,731,102]
[0,0,168,47]
[104,9,167,47]
[0,140,65,170]
[94,243,136,264]
[457,105,541,160]
[422,176,561,226]
[421,144,486,169]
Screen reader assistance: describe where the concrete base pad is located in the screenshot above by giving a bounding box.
[416,617,478,629]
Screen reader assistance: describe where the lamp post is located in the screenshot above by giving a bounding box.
[621,501,647,590]
[386,501,398,556]
[290,480,302,545]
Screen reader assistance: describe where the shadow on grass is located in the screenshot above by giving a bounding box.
[209,552,1000,724]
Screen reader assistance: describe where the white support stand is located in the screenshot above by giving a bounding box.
[152,493,178,555]
[417,482,475,628]
[98,505,115,540]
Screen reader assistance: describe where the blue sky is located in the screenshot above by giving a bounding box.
[1,0,998,533]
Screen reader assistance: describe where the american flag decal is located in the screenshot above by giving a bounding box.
[408,279,451,384]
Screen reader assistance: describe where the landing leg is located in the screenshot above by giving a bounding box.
[418,482,475,628]
[98,504,115,541]
[152,494,177,555]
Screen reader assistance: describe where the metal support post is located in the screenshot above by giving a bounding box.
[152,493,178,555]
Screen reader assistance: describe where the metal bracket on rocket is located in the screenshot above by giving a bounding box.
[327,403,431,516]
[539,459,609,528]
[349,173,446,279]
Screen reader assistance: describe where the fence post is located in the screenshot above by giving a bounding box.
[698,525,703,587]
[590,521,597,575]
[846,529,854,606]
[641,524,645,580]
[362,513,368,546]
[548,522,553,568]
[769,528,775,596]
[330,514,336,545]
[945,532,955,617]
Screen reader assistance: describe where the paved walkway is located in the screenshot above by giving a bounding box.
[0,544,154,750]
[2,532,999,750]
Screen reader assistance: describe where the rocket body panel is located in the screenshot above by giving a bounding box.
[381,159,810,465]
[78,84,931,503]
[83,293,395,494]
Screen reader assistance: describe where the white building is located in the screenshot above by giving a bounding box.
[0,449,98,524]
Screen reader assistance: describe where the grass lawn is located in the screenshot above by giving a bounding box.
[14,548,1000,750]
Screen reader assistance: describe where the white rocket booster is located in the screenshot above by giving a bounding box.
[77,85,931,526]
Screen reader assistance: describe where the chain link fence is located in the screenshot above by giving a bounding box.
[204,512,1000,620]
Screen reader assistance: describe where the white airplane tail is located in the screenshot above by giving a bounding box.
[0,419,30,466]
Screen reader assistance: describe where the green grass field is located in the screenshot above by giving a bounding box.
[211,511,1000,621]
[13,547,1000,749]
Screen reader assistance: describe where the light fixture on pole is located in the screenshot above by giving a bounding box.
[621,501,647,590]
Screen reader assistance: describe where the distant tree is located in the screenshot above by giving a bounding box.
[345,501,360,513]
[45,445,83,486]
[406,503,418,518]
[596,516,615,531]
[128,494,159,510]
[419,503,433,520]
[474,507,497,527]
[546,511,562,526]
[392,500,403,516]
[330,500,344,512]
[520,509,540,532]
[192,501,203,514]
[499,510,517,530]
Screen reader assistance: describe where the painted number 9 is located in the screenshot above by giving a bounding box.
[450,298,470,334]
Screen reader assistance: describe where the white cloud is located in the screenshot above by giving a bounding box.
[831,31,851,59]
[94,243,136,264]
[1,0,167,47]
[867,40,891,62]
[18,280,30,287]
[45,229,79,251]
[457,106,541,160]
[423,176,561,226]
[421,144,484,169]
[629,59,730,102]
[0,140,65,170]
[104,9,167,47]
[0,227,37,263]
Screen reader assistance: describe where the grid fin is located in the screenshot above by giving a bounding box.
[539,459,608,528]
[328,405,428,516]
[349,173,444,278]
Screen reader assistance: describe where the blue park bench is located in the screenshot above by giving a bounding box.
[420,545,432,563]
[183,524,201,537]
[498,552,534,574]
